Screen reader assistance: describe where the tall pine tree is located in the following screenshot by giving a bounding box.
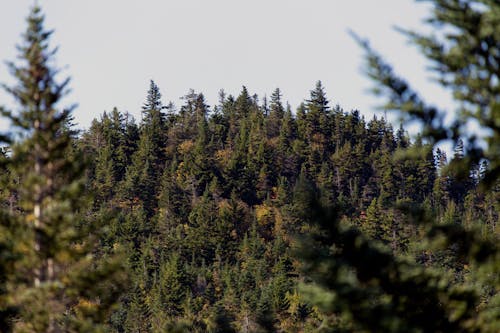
[0,6,126,332]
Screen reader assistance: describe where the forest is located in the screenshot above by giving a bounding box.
[0,1,499,332]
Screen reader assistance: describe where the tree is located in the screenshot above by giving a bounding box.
[307,81,329,115]
[140,80,167,170]
[0,6,126,332]
[266,88,285,138]
[121,81,167,216]
[300,1,500,332]
[360,0,500,184]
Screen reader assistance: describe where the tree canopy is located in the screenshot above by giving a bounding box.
[0,1,498,332]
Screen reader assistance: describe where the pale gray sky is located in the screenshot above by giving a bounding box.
[0,0,454,131]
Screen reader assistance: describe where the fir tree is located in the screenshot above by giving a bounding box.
[0,6,126,332]
[297,1,500,331]
[266,88,285,138]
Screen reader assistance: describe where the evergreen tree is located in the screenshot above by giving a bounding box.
[0,6,126,332]
[297,1,500,331]
[3,4,497,330]
[266,88,285,138]
[121,81,167,217]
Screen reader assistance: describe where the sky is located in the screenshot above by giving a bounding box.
[0,0,455,132]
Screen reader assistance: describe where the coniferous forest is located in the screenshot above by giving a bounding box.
[0,1,499,332]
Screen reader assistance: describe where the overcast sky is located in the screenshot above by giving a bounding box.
[0,0,454,131]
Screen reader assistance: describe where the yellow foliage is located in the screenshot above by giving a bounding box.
[312,132,326,144]
[178,140,194,155]
[218,199,231,212]
[26,213,35,223]
[215,148,232,168]
[176,161,188,184]
[268,137,279,148]
[74,298,98,317]
[286,290,302,315]
[274,209,284,233]
[255,204,273,226]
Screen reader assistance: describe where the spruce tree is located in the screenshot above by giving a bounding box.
[141,80,167,172]
[298,1,500,331]
[0,6,125,332]
[121,81,167,216]
[266,88,285,138]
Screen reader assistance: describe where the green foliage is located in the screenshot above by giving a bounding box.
[1,2,499,332]
[296,0,500,331]
[0,5,126,332]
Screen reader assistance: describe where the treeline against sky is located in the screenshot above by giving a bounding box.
[1,1,499,332]
[76,80,497,331]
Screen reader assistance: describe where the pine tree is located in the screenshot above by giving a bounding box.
[121,81,167,217]
[304,81,331,174]
[307,81,329,115]
[266,88,285,138]
[0,6,126,332]
[141,79,167,169]
[187,93,213,199]
[298,1,500,331]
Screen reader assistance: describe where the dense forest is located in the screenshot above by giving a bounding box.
[0,1,499,333]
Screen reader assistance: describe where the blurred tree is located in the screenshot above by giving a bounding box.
[299,0,500,331]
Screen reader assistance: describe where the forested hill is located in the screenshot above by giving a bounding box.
[1,1,499,331]
[77,80,496,332]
